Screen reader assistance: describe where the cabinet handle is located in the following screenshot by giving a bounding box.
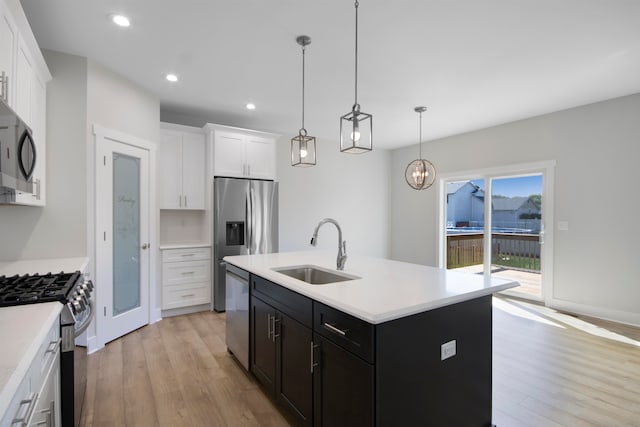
[247,164,251,176]
[0,71,7,102]
[272,317,280,342]
[184,195,188,208]
[181,253,196,257]
[181,294,195,298]
[267,313,273,339]
[180,271,195,275]
[323,322,347,337]
[310,341,319,374]
[179,195,182,207]
[13,392,38,425]
[45,338,61,355]
[31,178,40,200]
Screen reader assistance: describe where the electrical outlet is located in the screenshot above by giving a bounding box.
[441,340,456,361]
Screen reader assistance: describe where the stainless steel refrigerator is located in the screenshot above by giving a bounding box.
[214,177,278,312]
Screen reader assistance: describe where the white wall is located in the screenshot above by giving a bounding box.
[390,93,640,325]
[276,137,391,259]
[0,51,87,261]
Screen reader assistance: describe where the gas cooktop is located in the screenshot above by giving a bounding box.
[0,271,81,307]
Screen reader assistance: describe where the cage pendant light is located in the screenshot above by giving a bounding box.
[291,35,317,167]
[340,0,372,154]
[405,106,436,190]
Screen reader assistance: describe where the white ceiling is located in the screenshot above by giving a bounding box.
[20,0,640,150]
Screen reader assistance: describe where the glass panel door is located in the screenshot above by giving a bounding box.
[112,152,141,316]
[490,175,543,298]
[445,179,485,274]
[443,172,546,301]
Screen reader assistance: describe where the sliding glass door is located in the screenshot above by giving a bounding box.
[441,163,553,301]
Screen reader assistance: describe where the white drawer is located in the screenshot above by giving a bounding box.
[162,282,211,309]
[31,318,60,394]
[162,260,210,286]
[1,316,60,427]
[162,247,211,262]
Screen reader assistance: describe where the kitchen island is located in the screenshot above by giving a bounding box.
[225,251,518,427]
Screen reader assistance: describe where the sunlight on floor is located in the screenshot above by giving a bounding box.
[493,297,564,328]
[495,297,640,347]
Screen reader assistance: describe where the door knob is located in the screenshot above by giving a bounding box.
[141,243,149,250]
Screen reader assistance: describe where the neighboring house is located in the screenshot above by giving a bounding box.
[447,181,541,231]
[446,181,485,227]
[492,196,540,229]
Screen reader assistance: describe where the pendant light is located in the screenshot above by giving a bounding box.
[340,0,372,154]
[291,35,316,167]
[405,106,436,190]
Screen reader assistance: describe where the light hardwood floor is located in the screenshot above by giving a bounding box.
[81,298,640,426]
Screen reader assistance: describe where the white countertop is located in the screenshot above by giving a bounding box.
[0,302,62,420]
[0,257,89,276]
[224,251,519,324]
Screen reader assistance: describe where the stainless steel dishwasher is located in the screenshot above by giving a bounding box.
[225,262,250,370]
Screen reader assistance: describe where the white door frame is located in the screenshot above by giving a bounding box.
[437,160,556,305]
[92,124,158,352]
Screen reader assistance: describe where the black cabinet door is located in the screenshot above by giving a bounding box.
[313,333,374,427]
[276,313,313,426]
[250,296,276,394]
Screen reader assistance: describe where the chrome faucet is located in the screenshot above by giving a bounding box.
[310,218,347,270]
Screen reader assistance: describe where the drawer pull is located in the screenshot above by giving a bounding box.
[181,253,196,257]
[181,294,195,298]
[180,271,195,275]
[323,322,347,336]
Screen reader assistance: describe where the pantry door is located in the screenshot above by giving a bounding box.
[95,126,152,345]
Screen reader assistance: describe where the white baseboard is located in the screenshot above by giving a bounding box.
[161,304,212,318]
[548,298,640,328]
[87,335,103,355]
[151,307,162,323]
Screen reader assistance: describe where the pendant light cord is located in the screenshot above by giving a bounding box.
[301,43,306,134]
[354,0,359,109]
[419,110,423,159]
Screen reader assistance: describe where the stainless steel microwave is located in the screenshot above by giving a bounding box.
[0,97,36,201]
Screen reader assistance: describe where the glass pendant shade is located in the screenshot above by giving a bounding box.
[405,158,436,190]
[340,107,372,153]
[405,106,436,190]
[291,130,316,166]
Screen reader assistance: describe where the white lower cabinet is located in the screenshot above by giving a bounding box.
[1,316,60,427]
[161,247,211,310]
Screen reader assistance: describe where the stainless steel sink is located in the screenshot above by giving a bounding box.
[272,265,359,285]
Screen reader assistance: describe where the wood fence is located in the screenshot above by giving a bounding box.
[447,233,541,272]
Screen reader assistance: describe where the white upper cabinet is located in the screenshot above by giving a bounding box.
[0,1,17,106]
[159,123,205,210]
[205,124,278,180]
[2,0,51,206]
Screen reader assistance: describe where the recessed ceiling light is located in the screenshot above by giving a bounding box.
[246,103,256,110]
[110,14,130,27]
[165,74,178,82]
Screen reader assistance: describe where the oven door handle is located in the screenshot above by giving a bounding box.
[74,299,95,338]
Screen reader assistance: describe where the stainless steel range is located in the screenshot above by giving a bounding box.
[0,271,94,427]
